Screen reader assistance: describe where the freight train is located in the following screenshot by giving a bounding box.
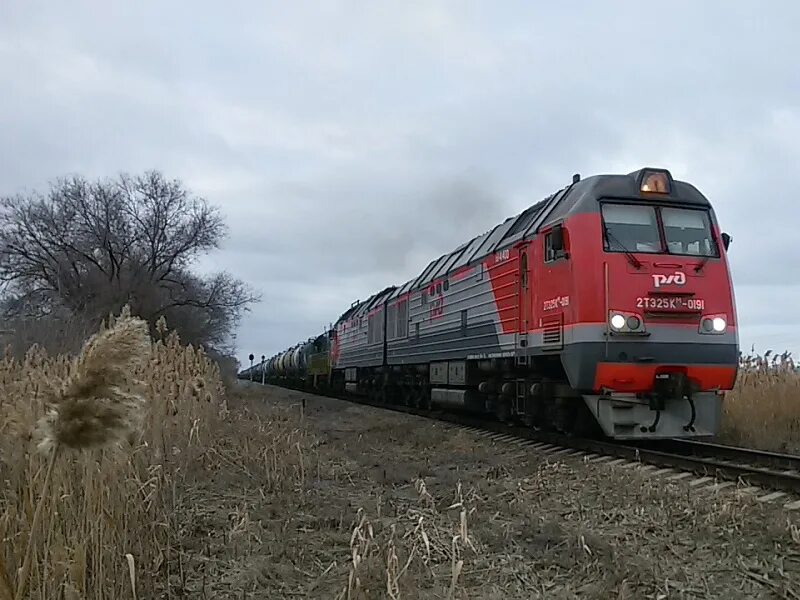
[240,167,739,440]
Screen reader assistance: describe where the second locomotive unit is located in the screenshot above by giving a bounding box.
[244,167,739,440]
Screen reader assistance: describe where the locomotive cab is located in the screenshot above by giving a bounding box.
[549,168,739,438]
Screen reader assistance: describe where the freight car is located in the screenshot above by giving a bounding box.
[241,167,739,440]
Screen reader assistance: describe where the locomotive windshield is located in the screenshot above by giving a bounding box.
[661,207,718,256]
[601,203,718,257]
[602,204,661,253]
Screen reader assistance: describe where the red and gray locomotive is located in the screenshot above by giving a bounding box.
[244,168,738,439]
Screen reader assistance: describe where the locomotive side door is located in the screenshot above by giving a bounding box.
[538,222,570,352]
[515,243,532,359]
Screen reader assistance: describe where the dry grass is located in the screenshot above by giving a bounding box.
[0,307,244,598]
[721,350,800,453]
[217,387,800,598]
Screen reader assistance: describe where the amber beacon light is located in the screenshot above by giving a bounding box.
[640,169,671,194]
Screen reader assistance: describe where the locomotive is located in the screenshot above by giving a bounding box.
[241,167,739,440]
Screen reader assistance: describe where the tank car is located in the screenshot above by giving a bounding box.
[248,167,738,440]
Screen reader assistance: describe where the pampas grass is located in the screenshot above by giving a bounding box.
[15,312,150,600]
[36,314,150,453]
[721,350,800,452]
[0,307,228,598]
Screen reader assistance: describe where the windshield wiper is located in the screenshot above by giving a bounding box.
[604,226,642,269]
[694,254,710,272]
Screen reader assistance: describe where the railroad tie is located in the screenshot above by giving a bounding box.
[756,491,787,503]
[688,476,714,487]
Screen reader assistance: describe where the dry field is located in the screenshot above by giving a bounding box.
[721,352,800,453]
[2,317,800,599]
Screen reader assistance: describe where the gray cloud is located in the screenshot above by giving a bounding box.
[1,1,799,363]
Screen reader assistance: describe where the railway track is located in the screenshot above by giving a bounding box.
[631,438,800,493]
[250,380,800,508]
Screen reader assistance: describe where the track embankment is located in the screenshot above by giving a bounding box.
[175,382,800,598]
[261,379,800,502]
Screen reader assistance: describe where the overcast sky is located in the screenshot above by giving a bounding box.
[2,2,799,366]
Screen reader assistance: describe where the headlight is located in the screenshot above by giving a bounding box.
[610,314,626,330]
[699,314,727,334]
[609,311,645,333]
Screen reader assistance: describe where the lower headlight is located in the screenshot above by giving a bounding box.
[699,314,728,334]
[609,311,645,333]
[610,314,626,330]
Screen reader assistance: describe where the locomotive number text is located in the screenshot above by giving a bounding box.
[635,297,705,311]
[543,296,570,310]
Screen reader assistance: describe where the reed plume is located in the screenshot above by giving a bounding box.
[15,313,151,600]
[36,315,150,452]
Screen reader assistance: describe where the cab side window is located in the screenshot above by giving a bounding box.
[544,226,567,263]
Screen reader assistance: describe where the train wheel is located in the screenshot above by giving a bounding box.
[551,398,596,437]
[495,398,511,422]
[401,386,414,407]
[418,387,431,410]
[383,384,396,405]
[412,386,425,409]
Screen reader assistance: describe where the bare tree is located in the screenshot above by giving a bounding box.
[0,171,259,352]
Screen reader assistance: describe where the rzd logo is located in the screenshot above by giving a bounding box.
[652,271,686,288]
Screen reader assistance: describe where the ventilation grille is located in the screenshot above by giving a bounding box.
[541,315,563,349]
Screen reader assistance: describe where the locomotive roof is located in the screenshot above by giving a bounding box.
[386,190,560,301]
[564,168,711,210]
[386,167,711,301]
[334,284,396,325]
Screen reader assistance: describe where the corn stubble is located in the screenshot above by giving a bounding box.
[0,309,229,599]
